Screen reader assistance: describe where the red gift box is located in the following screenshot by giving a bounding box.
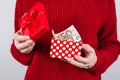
[19,2,50,41]
[50,39,82,59]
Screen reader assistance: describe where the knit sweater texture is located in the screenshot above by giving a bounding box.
[11,0,120,80]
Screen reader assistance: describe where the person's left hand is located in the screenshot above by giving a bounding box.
[66,43,97,69]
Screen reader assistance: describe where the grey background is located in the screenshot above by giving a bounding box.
[0,0,120,80]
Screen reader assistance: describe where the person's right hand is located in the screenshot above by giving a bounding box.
[13,30,35,54]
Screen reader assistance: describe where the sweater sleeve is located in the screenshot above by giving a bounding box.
[87,0,120,75]
[10,0,34,66]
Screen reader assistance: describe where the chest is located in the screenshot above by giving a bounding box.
[22,0,108,47]
[23,0,106,31]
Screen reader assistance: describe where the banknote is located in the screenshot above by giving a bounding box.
[52,25,82,42]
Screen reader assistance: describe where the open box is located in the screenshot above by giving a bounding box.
[50,39,82,59]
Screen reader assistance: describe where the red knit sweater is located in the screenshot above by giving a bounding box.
[11,0,120,80]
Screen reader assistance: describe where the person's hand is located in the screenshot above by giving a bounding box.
[66,44,97,69]
[13,30,35,54]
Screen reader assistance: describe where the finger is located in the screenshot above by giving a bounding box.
[84,62,94,69]
[82,44,94,53]
[14,40,20,48]
[84,56,97,69]
[13,30,30,42]
[66,58,86,68]
[14,35,30,42]
[16,40,34,50]
[20,41,35,54]
[74,55,91,64]
[84,60,96,69]
[80,44,96,64]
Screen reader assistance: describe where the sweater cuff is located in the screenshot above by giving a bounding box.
[10,43,34,66]
[86,50,108,75]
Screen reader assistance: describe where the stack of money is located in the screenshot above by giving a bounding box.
[52,25,82,42]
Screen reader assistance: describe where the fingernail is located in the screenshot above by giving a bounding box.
[28,40,33,45]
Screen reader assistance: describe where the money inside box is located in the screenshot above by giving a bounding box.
[50,25,82,59]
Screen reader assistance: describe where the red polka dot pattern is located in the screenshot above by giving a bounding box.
[50,39,82,59]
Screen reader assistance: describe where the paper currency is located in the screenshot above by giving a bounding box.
[52,25,81,42]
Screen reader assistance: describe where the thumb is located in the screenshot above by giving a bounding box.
[82,43,94,53]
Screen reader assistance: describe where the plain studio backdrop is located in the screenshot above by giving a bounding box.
[0,0,120,80]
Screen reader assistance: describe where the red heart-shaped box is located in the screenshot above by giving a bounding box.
[19,2,50,41]
[50,39,82,59]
